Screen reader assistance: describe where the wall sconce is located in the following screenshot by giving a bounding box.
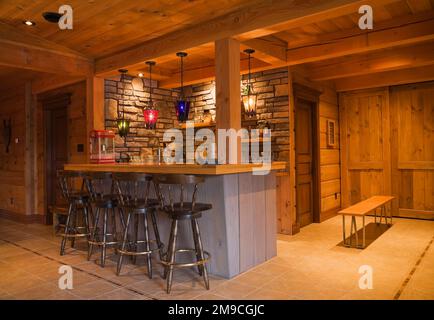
[2,118,11,153]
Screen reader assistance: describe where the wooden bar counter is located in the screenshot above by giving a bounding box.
[64,162,287,278]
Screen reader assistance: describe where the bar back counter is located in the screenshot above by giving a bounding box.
[64,162,286,278]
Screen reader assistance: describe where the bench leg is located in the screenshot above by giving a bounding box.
[389,202,393,226]
[362,215,366,249]
[342,215,348,247]
[353,216,359,247]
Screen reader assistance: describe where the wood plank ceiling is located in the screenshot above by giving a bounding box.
[0,0,434,91]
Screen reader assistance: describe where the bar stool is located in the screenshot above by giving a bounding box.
[113,173,164,278]
[57,170,91,256]
[86,172,123,267]
[155,174,212,294]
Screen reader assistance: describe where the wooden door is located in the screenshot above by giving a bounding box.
[295,99,314,227]
[44,96,69,224]
[340,89,391,208]
[390,82,434,218]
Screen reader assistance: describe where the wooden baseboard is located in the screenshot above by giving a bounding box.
[396,209,434,220]
[320,207,340,222]
[0,209,45,224]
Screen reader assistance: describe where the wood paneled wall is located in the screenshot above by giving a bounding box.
[0,88,26,215]
[318,81,341,220]
[339,81,434,219]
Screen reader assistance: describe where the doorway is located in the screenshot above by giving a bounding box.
[293,84,320,228]
[43,94,70,224]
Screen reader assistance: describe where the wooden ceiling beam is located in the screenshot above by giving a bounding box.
[0,22,93,76]
[307,42,434,81]
[335,65,434,91]
[287,17,434,65]
[95,0,376,75]
[241,36,287,64]
[31,74,85,95]
[159,58,273,89]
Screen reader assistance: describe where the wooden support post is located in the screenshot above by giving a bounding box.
[215,38,241,164]
[24,82,36,218]
[288,67,299,234]
[86,76,105,161]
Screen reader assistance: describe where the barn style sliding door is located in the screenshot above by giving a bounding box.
[390,83,434,218]
[339,88,391,209]
[340,83,434,219]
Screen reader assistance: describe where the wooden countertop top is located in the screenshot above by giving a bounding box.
[64,162,287,175]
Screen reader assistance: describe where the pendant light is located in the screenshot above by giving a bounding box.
[242,49,257,118]
[143,61,159,129]
[175,52,190,122]
[116,69,130,145]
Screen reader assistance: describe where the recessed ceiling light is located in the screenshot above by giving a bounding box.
[23,20,36,26]
[138,73,144,77]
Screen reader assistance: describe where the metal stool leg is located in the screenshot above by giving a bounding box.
[70,208,77,248]
[60,203,74,256]
[163,220,175,280]
[117,212,131,276]
[192,218,209,290]
[83,206,90,243]
[192,219,203,276]
[132,215,139,264]
[143,213,152,279]
[88,207,100,261]
[150,210,164,260]
[166,219,178,294]
[101,208,109,267]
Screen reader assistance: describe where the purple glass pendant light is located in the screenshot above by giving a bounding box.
[143,61,159,129]
[175,52,190,122]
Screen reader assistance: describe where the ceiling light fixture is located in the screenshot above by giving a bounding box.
[143,61,159,129]
[23,20,36,26]
[175,52,190,122]
[42,12,62,23]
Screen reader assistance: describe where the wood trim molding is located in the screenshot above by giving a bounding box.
[397,209,434,220]
[0,209,45,224]
[293,82,322,224]
[397,161,434,170]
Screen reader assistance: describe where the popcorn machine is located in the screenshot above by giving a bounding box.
[89,130,115,164]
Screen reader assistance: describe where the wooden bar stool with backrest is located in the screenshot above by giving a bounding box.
[113,172,164,278]
[86,172,124,267]
[57,170,91,256]
[155,174,212,294]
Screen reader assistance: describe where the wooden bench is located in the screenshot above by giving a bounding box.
[339,196,395,249]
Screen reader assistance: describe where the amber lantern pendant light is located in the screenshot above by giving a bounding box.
[143,61,159,129]
[175,52,190,122]
[117,69,130,145]
[242,49,257,118]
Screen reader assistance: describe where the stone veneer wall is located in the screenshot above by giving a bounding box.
[182,67,290,161]
[104,75,179,161]
[104,67,290,161]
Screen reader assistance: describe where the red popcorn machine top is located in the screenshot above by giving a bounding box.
[89,130,116,164]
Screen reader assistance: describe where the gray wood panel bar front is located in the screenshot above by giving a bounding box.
[64,162,285,278]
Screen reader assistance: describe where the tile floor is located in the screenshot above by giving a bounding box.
[0,215,433,300]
